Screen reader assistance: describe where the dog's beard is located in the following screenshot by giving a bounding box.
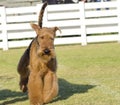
[37,49,56,63]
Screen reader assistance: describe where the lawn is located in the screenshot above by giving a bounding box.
[0,43,120,105]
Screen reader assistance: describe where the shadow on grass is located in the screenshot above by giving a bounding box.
[0,89,28,105]
[53,78,96,102]
[0,78,96,105]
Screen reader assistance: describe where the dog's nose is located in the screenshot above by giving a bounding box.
[44,49,50,54]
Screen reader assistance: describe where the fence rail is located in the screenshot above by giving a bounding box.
[0,1,120,50]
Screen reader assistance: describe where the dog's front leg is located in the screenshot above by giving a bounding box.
[28,72,44,105]
[43,71,59,104]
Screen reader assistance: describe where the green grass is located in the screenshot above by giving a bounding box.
[0,43,120,105]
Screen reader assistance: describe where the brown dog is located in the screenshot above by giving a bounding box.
[17,2,60,105]
[17,2,48,93]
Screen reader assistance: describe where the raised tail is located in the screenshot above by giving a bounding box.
[38,1,48,28]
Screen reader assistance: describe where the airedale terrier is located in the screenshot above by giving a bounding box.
[17,2,60,105]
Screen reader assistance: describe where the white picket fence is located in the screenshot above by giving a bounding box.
[0,1,120,50]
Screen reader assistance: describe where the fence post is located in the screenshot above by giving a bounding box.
[79,1,87,46]
[0,6,8,50]
[117,0,120,42]
[36,3,48,27]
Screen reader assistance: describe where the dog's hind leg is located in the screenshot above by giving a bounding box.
[43,71,59,103]
[17,48,30,92]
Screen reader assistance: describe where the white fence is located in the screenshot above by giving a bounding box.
[0,1,120,50]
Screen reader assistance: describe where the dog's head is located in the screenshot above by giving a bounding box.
[31,23,60,62]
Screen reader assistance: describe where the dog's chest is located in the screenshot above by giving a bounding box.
[37,62,49,74]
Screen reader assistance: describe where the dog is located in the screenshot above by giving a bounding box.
[17,1,48,93]
[17,2,60,105]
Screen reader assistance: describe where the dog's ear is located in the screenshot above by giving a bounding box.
[30,23,41,35]
[53,27,61,34]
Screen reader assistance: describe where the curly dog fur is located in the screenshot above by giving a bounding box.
[17,2,60,105]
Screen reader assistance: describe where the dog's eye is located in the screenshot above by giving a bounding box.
[50,36,54,40]
[40,36,44,39]
[50,37,54,40]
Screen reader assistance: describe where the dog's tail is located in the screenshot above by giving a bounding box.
[38,1,48,28]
